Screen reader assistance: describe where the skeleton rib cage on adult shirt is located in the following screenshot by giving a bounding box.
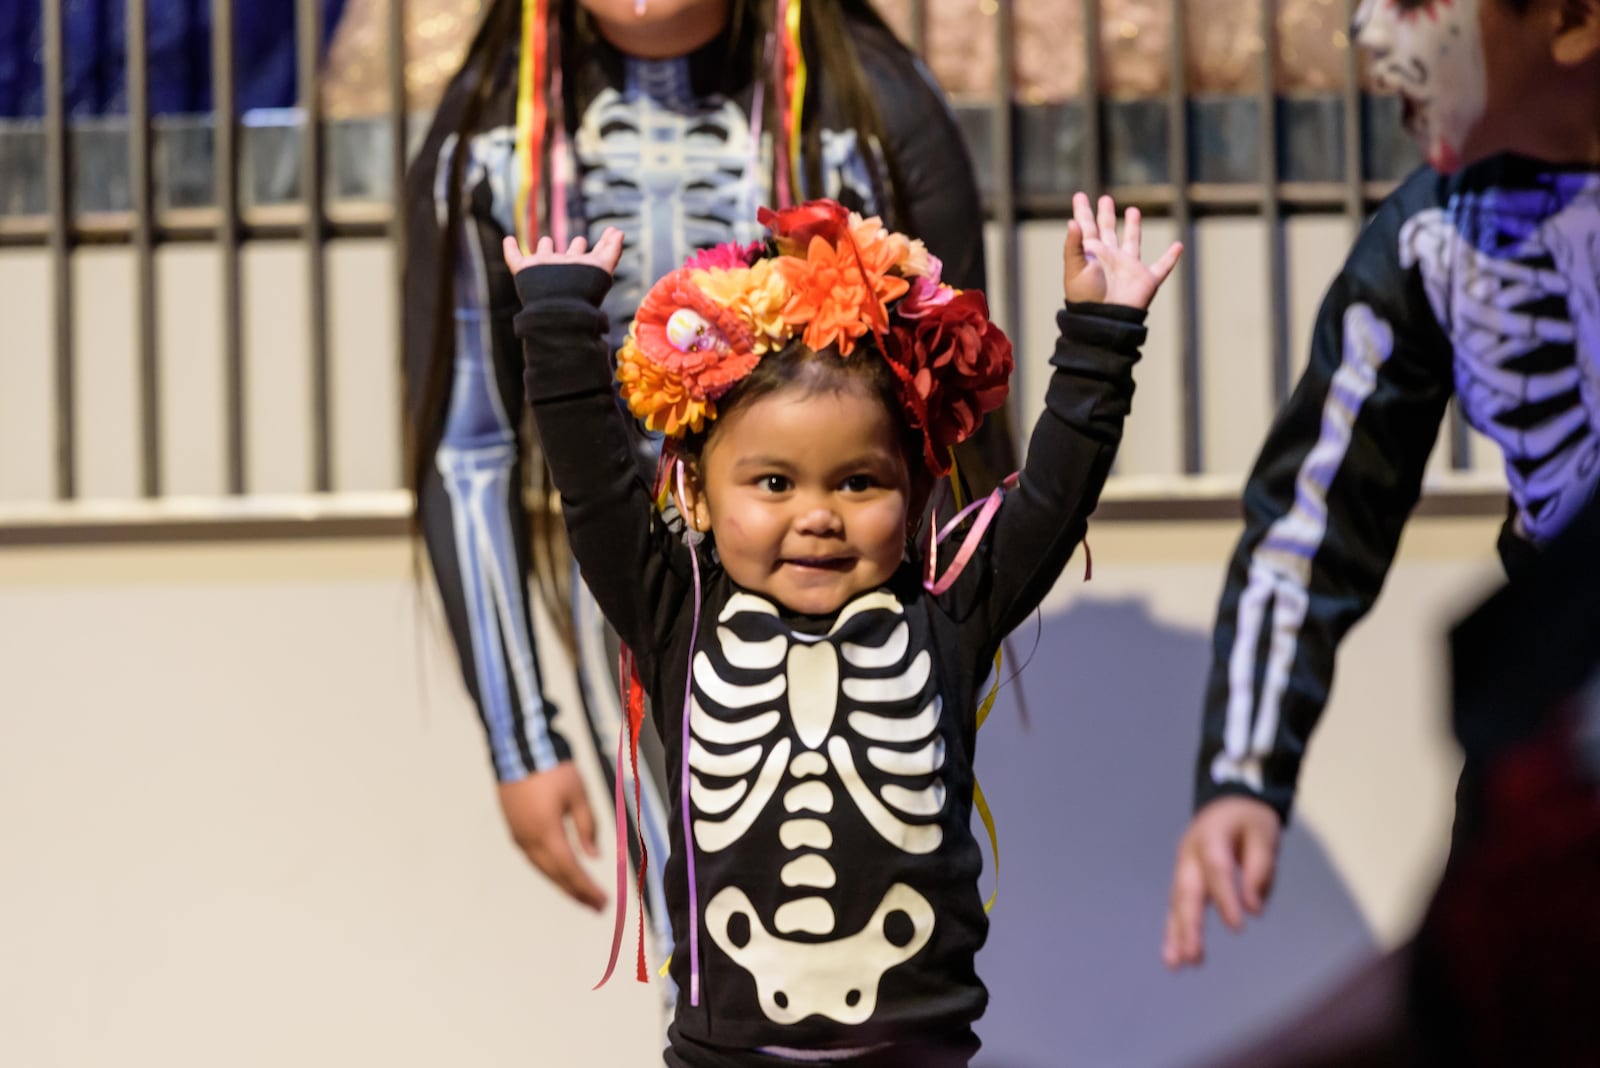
[512,261,1148,1053]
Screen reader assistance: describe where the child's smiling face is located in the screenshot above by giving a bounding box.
[682,383,913,616]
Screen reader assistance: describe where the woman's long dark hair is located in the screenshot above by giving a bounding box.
[406,0,911,649]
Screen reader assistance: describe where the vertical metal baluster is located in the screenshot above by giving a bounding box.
[130,0,162,496]
[1170,0,1201,473]
[44,0,75,499]
[299,0,332,491]
[389,0,409,488]
[1341,0,1364,228]
[995,0,1022,453]
[1082,0,1102,200]
[213,0,246,493]
[1260,0,1289,403]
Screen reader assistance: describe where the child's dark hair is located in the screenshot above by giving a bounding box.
[675,340,928,498]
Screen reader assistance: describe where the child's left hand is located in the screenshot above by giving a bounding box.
[502,226,625,277]
[1063,193,1183,311]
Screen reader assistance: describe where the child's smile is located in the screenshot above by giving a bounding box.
[682,384,914,617]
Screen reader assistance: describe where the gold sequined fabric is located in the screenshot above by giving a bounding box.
[321,0,486,118]
[874,0,1353,99]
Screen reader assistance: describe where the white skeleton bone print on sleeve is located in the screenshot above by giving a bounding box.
[689,589,947,1027]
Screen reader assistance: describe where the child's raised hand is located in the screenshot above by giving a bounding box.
[1063,193,1183,310]
[501,226,625,277]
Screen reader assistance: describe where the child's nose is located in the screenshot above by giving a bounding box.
[794,504,844,536]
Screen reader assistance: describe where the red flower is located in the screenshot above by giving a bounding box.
[883,290,1013,475]
[758,199,851,254]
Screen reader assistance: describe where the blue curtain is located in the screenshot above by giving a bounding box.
[0,0,349,118]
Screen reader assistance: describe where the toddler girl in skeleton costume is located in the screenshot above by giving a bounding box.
[502,196,1179,1066]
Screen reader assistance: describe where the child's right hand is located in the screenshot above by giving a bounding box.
[502,226,625,278]
[1063,193,1183,311]
[496,763,606,912]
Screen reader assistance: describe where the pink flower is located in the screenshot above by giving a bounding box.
[684,240,764,272]
[898,273,956,319]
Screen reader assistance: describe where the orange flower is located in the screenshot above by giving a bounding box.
[616,335,715,436]
[848,212,915,277]
[775,234,909,356]
[692,259,792,355]
[615,267,765,436]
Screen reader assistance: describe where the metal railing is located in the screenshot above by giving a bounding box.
[0,0,1505,543]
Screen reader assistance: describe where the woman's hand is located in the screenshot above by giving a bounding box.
[1063,193,1183,310]
[502,226,625,277]
[496,763,606,912]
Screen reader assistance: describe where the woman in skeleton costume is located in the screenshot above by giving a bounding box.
[1163,0,1600,969]
[400,0,1010,961]
[501,196,1178,1065]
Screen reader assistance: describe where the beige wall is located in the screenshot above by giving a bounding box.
[0,517,1501,1067]
[0,540,664,1067]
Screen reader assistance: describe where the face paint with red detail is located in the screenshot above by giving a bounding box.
[1355,0,1486,172]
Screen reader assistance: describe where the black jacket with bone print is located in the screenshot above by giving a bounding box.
[513,263,1146,1056]
[1195,154,1600,825]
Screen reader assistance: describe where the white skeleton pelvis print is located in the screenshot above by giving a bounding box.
[689,590,948,1025]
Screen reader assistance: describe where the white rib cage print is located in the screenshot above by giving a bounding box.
[1401,179,1600,543]
[691,590,943,1026]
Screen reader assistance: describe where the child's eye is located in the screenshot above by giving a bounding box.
[841,474,877,493]
[758,475,791,493]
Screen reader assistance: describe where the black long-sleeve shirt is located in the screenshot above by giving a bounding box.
[513,261,1144,1054]
[1196,154,1600,821]
[402,12,1000,783]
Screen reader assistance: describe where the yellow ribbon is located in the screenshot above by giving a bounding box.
[974,649,1002,911]
[785,0,805,198]
[512,0,544,248]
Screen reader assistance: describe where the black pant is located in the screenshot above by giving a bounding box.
[664,1024,977,1068]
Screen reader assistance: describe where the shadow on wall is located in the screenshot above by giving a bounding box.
[973,595,1378,1068]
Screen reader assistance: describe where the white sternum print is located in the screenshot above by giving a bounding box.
[690,591,944,1025]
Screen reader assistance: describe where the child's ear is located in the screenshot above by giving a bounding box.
[679,463,713,534]
[1552,0,1600,65]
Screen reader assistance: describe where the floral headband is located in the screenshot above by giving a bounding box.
[615,199,1014,477]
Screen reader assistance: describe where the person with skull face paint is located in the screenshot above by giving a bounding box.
[1163,0,1600,969]
[401,0,1006,979]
